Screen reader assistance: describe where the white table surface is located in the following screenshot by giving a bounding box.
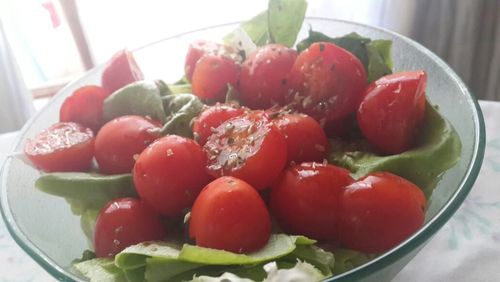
[0,101,499,282]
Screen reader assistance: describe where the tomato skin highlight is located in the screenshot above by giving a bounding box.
[192,103,246,146]
[357,71,427,154]
[184,40,235,81]
[133,135,212,218]
[189,176,271,253]
[270,162,354,241]
[95,116,161,174]
[204,111,287,190]
[24,122,94,172]
[339,172,426,253]
[239,44,297,109]
[59,85,108,133]
[287,42,367,124]
[191,54,240,103]
[273,113,329,164]
[101,49,144,95]
[94,197,166,258]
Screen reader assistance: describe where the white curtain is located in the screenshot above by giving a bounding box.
[0,18,34,133]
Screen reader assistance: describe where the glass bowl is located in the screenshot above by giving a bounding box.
[0,18,485,282]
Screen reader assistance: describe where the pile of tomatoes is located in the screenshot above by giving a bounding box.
[25,39,429,259]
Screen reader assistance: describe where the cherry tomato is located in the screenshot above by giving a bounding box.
[94,198,166,258]
[273,113,329,164]
[133,135,212,218]
[189,176,271,253]
[269,163,354,241]
[339,172,426,253]
[286,42,367,125]
[95,116,161,174]
[191,54,239,103]
[60,85,108,133]
[357,71,427,154]
[101,49,144,95]
[204,111,287,190]
[239,44,297,109]
[192,103,246,146]
[184,40,237,81]
[24,122,94,172]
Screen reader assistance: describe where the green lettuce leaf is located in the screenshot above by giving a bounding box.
[73,258,126,282]
[238,11,270,46]
[35,173,136,214]
[103,80,168,123]
[282,245,335,276]
[145,258,205,282]
[366,40,393,82]
[332,249,376,275]
[296,30,393,82]
[165,83,192,95]
[268,0,308,47]
[158,93,204,138]
[112,234,316,281]
[179,234,314,265]
[328,102,462,196]
[224,0,307,48]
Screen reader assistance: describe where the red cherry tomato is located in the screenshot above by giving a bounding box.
[191,54,239,103]
[95,116,161,174]
[94,198,166,258]
[273,113,329,164]
[192,103,246,146]
[59,85,108,133]
[339,172,426,253]
[133,135,212,218]
[184,40,236,81]
[287,42,367,125]
[101,49,144,95]
[357,71,427,154]
[189,176,271,253]
[269,163,354,241]
[24,122,94,172]
[239,44,297,109]
[204,111,287,190]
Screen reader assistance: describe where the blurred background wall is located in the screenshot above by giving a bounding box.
[0,0,498,132]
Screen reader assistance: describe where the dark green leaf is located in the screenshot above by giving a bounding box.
[366,40,393,82]
[159,93,204,138]
[103,80,167,123]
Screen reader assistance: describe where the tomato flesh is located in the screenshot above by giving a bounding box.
[60,85,108,133]
[95,116,161,174]
[94,197,166,258]
[357,71,427,154]
[239,44,297,109]
[189,176,271,253]
[270,162,354,241]
[287,42,367,125]
[339,172,426,253]
[192,103,246,146]
[204,111,287,190]
[133,135,212,218]
[101,49,144,95]
[24,122,94,172]
[273,113,329,164]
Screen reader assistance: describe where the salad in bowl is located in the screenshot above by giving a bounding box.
[1,0,483,281]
